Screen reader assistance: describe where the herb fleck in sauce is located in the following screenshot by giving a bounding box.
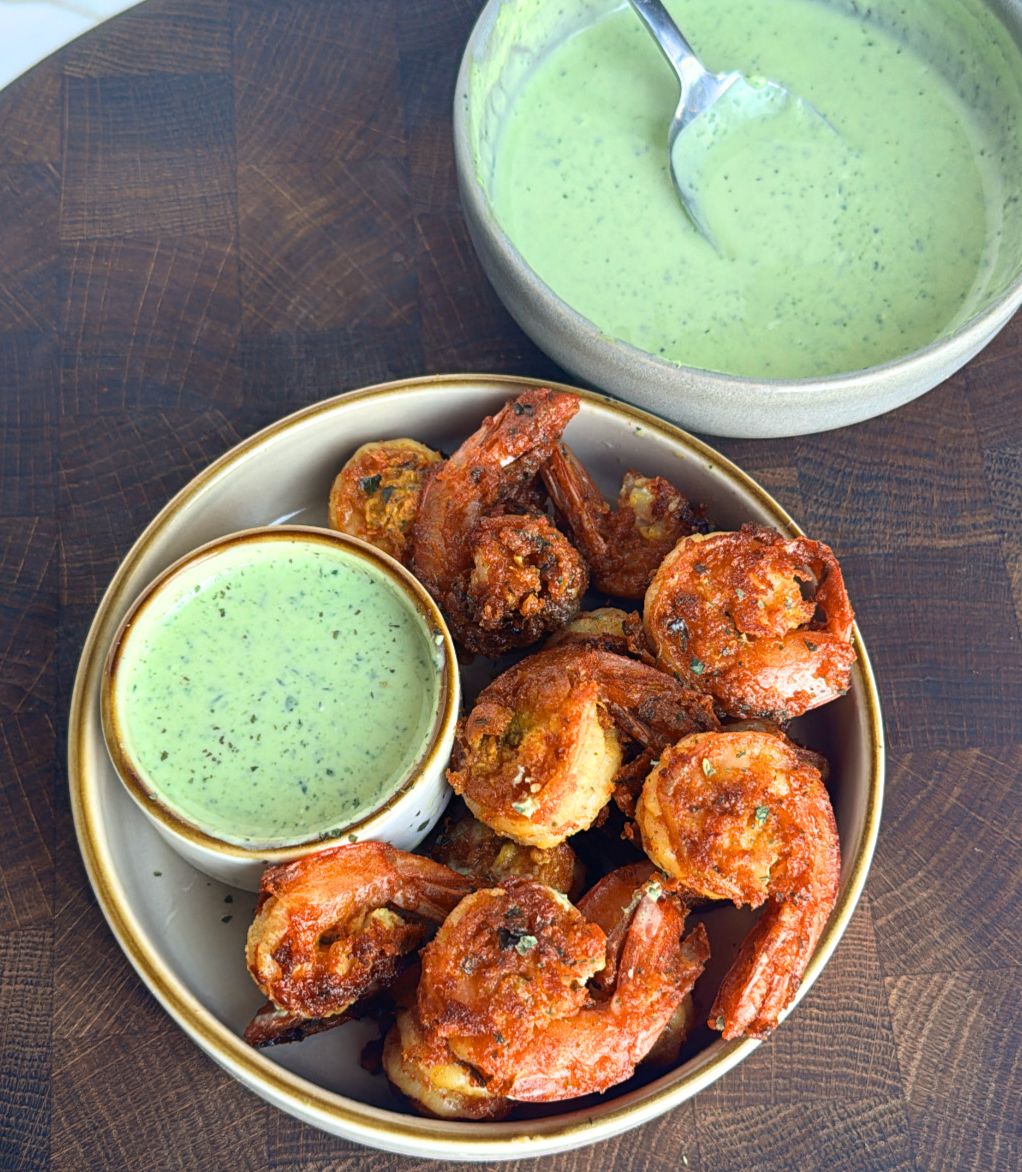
[116,539,441,846]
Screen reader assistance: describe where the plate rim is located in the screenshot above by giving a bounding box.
[68,372,885,1158]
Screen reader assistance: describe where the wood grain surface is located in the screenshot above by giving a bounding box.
[1,0,1019,1168]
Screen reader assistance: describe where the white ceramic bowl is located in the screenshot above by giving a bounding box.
[454,0,1022,438]
[69,375,884,1159]
[101,525,460,891]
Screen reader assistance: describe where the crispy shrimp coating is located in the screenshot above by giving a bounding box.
[431,812,585,900]
[644,524,856,721]
[416,880,605,1058]
[411,389,587,655]
[636,729,840,1039]
[543,441,710,599]
[383,1005,511,1120]
[397,877,708,1105]
[465,512,588,655]
[544,606,651,660]
[244,842,472,1024]
[328,438,441,565]
[447,644,717,848]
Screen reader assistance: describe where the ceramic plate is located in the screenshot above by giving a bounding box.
[69,374,884,1160]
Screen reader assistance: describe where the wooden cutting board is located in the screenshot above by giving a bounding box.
[0,0,1019,1168]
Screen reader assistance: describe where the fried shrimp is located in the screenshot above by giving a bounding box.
[544,606,651,660]
[416,880,606,1055]
[394,877,709,1105]
[411,389,587,655]
[644,524,856,721]
[447,644,717,848]
[636,729,840,1040]
[464,512,589,654]
[431,811,585,899]
[328,438,442,564]
[542,441,710,599]
[576,862,658,990]
[244,842,473,1024]
[577,863,695,1067]
[383,1005,512,1120]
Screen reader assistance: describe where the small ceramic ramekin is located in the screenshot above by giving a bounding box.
[101,525,460,890]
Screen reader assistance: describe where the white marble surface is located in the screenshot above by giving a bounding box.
[0,0,144,90]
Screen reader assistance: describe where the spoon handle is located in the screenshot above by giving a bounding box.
[627,0,709,94]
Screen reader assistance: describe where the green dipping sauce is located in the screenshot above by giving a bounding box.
[488,0,1012,378]
[113,536,442,847]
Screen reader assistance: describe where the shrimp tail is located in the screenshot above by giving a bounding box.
[243,1001,351,1048]
[597,658,719,745]
[543,441,611,561]
[611,894,710,1020]
[473,390,580,480]
[710,824,840,1039]
[389,858,482,923]
[796,536,855,642]
[710,899,808,1039]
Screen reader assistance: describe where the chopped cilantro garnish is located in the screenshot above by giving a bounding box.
[497,926,538,954]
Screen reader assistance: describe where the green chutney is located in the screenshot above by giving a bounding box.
[115,536,441,847]
[490,0,1007,378]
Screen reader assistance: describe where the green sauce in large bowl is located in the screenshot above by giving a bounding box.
[485,0,1021,378]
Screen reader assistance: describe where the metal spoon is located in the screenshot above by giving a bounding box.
[628,0,825,249]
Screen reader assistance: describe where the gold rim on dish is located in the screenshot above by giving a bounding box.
[68,373,885,1157]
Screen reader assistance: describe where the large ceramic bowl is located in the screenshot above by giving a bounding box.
[454,0,1022,438]
[69,375,884,1159]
